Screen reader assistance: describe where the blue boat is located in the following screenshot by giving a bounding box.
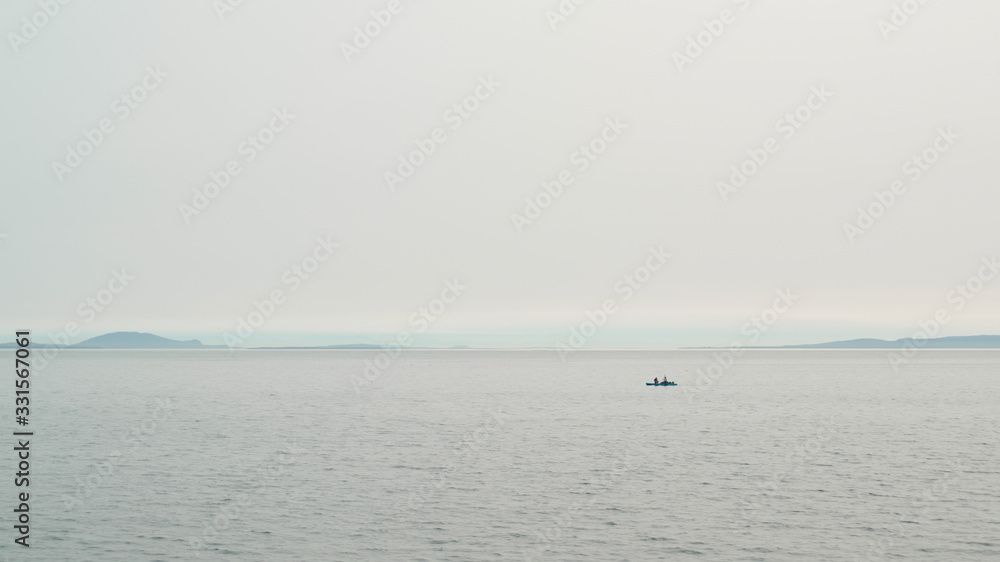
[646,382,677,386]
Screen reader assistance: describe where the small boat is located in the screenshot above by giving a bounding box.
[646,382,677,386]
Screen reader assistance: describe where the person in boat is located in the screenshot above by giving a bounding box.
[654,377,659,384]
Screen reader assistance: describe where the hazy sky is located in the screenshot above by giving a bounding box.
[2,0,999,347]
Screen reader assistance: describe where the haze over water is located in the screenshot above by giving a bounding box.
[9,349,998,561]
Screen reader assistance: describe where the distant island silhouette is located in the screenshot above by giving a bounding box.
[687,335,1000,349]
[0,332,463,350]
[2,331,1000,350]
[0,332,228,349]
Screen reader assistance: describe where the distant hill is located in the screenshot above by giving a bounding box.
[0,333,422,350]
[4,332,999,351]
[770,335,1000,349]
[73,332,224,349]
[0,332,223,349]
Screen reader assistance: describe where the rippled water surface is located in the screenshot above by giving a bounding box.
[6,349,999,560]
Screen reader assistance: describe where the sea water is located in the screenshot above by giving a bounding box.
[3,349,998,561]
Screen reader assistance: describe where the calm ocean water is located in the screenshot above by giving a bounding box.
[4,349,998,561]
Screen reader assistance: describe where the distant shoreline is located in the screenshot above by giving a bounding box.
[5,346,1000,352]
[3,332,999,351]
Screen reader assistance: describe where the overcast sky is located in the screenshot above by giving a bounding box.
[1,0,999,348]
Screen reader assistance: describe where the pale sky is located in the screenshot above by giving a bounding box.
[2,0,999,348]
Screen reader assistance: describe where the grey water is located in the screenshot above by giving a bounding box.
[4,349,998,561]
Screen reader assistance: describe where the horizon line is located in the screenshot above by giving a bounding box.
[5,331,1000,351]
